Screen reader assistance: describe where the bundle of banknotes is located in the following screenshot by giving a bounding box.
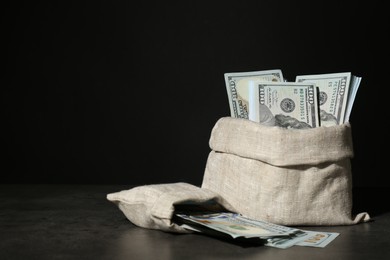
[224,69,361,128]
[174,212,339,249]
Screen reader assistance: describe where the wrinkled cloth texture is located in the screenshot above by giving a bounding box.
[107,117,370,232]
[106,182,236,233]
[201,117,370,226]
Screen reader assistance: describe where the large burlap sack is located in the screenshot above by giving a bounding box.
[201,117,370,226]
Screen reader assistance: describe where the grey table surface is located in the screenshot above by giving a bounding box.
[1,184,389,260]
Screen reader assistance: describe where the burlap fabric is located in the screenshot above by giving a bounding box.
[107,182,235,232]
[201,117,370,226]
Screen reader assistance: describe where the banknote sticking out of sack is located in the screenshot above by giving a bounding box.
[201,117,370,226]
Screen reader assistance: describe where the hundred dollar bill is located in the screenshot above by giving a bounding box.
[248,82,320,128]
[295,72,352,126]
[264,230,308,249]
[344,75,362,123]
[295,230,339,248]
[265,229,339,249]
[224,69,284,119]
[174,212,339,249]
[174,212,298,239]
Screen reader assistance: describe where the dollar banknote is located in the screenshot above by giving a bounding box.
[174,212,339,249]
[295,230,340,248]
[248,82,320,128]
[175,212,297,239]
[295,72,353,126]
[265,229,340,249]
[224,69,284,119]
[344,75,362,123]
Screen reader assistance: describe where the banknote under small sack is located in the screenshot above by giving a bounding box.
[201,117,370,226]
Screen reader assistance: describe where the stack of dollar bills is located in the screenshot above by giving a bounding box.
[224,69,361,129]
[174,212,339,249]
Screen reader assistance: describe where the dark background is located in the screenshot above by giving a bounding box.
[2,1,389,187]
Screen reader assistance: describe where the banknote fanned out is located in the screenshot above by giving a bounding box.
[224,70,362,127]
[174,212,340,249]
[175,212,298,239]
[224,69,284,119]
[248,82,320,128]
[295,72,356,126]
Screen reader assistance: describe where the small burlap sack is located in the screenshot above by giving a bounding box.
[201,117,370,226]
[107,182,236,232]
